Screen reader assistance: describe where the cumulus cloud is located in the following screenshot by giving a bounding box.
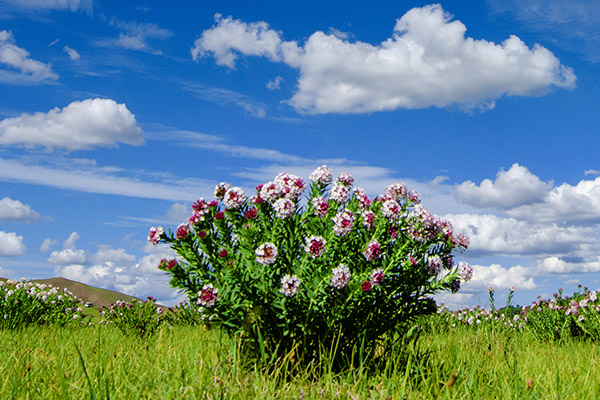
[266,76,283,90]
[0,231,26,257]
[462,263,537,292]
[63,45,80,60]
[537,256,600,274]
[54,246,183,305]
[0,30,59,84]
[0,98,144,151]
[0,197,40,222]
[507,177,600,224]
[445,213,596,257]
[47,248,87,265]
[192,5,576,114]
[456,163,552,209]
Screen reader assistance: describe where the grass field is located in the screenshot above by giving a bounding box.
[2,322,599,399]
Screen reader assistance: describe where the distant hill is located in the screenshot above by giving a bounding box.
[1,277,141,309]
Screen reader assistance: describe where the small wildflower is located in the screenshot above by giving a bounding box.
[361,280,372,292]
[311,196,329,217]
[279,275,301,297]
[304,235,326,258]
[370,268,385,286]
[330,264,351,289]
[198,284,218,307]
[223,187,246,209]
[336,172,354,186]
[148,226,164,245]
[363,239,381,261]
[332,209,355,236]
[214,182,231,199]
[273,198,295,218]
[255,242,278,265]
[309,165,333,185]
[176,224,190,239]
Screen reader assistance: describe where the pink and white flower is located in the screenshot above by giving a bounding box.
[385,183,407,200]
[311,196,329,217]
[279,274,301,297]
[198,284,218,307]
[353,187,371,209]
[214,182,231,199]
[333,209,355,236]
[363,239,381,261]
[176,224,190,239]
[304,235,326,258]
[275,173,306,200]
[408,190,421,204]
[427,255,443,275]
[457,233,470,249]
[361,210,376,229]
[370,268,385,286]
[260,181,282,203]
[381,199,401,220]
[330,264,351,289]
[273,198,295,218]
[336,172,354,187]
[457,262,473,281]
[148,226,164,245]
[223,187,246,209]
[309,165,333,185]
[255,242,278,265]
[330,183,350,204]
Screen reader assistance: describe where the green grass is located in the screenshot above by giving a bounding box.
[2,323,600,399]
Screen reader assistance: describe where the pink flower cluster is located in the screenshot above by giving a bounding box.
[273,198,295,218]
[223,186,246,209]
[198,284,218,307]
[330,264,351,289]
[330,183,350,204]
[336,172,354,186]
[279,274,301,297]
[427,255,443,275]
[311,196,329,217]
[457,261,473,281]
[159,258,177,270]
[363,239,381,261]
[148,226,164,245]
[381,199,401,220]
[176,224,190,239]
[214,182,231,199]
[370,268,385,286]
[189,198,216,225]
[385,183,407,200]
[353,187,371,209]
[255,242,278,265]
[309,165,333,185]
[332,209,355,236]
[275,173,306,200]
[304,235,326,258]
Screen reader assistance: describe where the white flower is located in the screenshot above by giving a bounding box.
[223,187,246,209]
[255,242,278,265]
[279,275,301,297]
[331,264,351,289]
[330,183,350,204]
[309,165,333,185]
[332,209,355,236]
[273,198,295,218]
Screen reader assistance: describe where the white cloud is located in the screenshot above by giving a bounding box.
[47,248,87,265]
[445,213,596,257]
[0,231,26,257]
[461,263,537,292]
[537,256,600,274]
[456,163,552,209]
[179,83,267,118]
[0,99,144,151]
[39,238,56,252]
[0,30,59,84]
[63,231,79,249]
[63,45,80,60]
[0,197,40,222]
[0,156,212,202]
[54,248,183,305]
[106,19,173,54]
[507,177,600,224]
[489,0,600,62]
[266,76,283,90]
[585,169,600,176]
[192,5,575,114]
[0,98,144,151]
[3,0,93,13]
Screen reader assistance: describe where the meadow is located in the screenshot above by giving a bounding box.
[3,306,600,399]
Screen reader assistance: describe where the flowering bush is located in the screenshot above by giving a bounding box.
[0,278,86,329]
[99,296,173,337]
[150,166,471,365]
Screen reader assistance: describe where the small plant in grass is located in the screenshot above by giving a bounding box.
[99,296,172,337]
[0,278,86,329]
[150,166,471,366]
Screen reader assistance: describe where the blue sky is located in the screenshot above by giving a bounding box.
[1,0,599,308]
